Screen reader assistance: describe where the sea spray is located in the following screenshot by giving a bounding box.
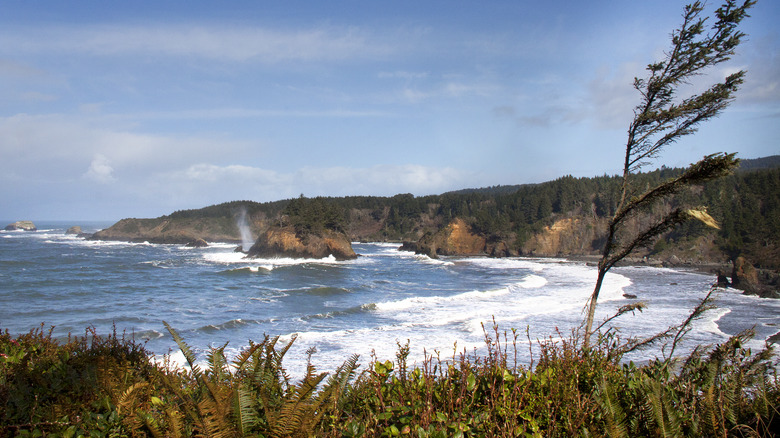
[236,207,254,252]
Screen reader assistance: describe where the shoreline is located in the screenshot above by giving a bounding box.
[543,253,731,278]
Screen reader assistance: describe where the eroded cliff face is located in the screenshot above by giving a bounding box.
[246,226,357,261]
[521,217,604,256]
[412,218,516,257]
[442,218,486,255]
[411,216,606,258]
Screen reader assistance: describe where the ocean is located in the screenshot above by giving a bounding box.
[2,221,779,376]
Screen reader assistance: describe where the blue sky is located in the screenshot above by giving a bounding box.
[1,1,778,221]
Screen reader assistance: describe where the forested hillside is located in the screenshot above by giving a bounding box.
[98,156,779,269]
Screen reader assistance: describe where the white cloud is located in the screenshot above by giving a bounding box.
[161,162,468,202]
[0,24,389,63]
[378,71,429,80]
[0,113,255,193]
[84,154,116,183]
[181,163,284,184]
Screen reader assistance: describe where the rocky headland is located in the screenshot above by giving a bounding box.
[89,217,258,247]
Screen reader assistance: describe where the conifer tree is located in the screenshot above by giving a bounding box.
[583,0,754,348]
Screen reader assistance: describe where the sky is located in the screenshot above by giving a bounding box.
[1,1,778,221]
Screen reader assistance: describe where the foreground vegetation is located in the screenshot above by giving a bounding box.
[2,315,779,437]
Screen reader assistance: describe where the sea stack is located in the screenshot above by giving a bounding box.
[4,220,37,231]
[246,226,357,261]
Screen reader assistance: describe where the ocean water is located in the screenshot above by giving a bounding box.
[2,221,779,376]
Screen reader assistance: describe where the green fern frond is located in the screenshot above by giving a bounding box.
[646,378,682,438]
[594,377,627,438]
[234,387,260,435]
[165,408,185,438]
[231,342,263,370]
[198,397,237,438]
[138,411,164,438]
[117,381,149,413]
[272,364,328,436]
[326,353,360,395]
[723,383,739,426]
[164,321,202,377]
[206,342,231,381]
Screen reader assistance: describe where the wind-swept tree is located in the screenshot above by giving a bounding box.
[583,0,755,348]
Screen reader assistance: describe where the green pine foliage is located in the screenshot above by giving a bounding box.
[283,196,348,236]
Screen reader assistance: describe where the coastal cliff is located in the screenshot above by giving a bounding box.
[521,217,603,257]
[411,218,515,258]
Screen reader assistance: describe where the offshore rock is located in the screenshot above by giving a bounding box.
[246,226,357,261]
[4,220,37,231]
[66,226,82,235]
[185,238,209,248]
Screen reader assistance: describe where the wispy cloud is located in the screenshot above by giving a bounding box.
[0,59,48,77]
[112,108,393,121]
[164,162,468,202]
[0,24,391,63]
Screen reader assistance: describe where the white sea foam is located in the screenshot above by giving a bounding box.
[208,242,240,249]
[414,254,454,265]
[279,323,486,377]
[374,286,509,313]
[463,257,547,272]
[695,307,730,337]
[202,251,339,267]
[516,274,547,289]
[368,242,404,249]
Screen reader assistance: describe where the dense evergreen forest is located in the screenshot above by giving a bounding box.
[166,156,780,268]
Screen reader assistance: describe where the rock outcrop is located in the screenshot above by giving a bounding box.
[185,238,209,248]
[521,217,603,256]
[731,256,759,293]
[66,226,82,235]
[412,218,516,258]
[4,220,37,231]
[728,256,780,298]
[246,226,357,261]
